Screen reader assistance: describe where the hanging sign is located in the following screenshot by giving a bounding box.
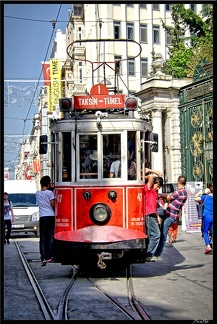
[74,84,125,110]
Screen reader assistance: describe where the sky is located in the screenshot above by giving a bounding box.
[3,3,72,178]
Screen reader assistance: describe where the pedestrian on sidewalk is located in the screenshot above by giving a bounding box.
[167,217,180,243]
[144,168,163,262]
[154,175,188,260]
[195,182,213,254]
[195,182,211,238]
[35,175,55,266]
[4,192,14,244]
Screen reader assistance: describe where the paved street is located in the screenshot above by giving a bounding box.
[3,227,213,320]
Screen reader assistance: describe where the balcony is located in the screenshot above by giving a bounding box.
[73,46,86,57]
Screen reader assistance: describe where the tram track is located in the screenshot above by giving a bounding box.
[14,240,56,320]
[86,264,150,320]
[15,239,150,320]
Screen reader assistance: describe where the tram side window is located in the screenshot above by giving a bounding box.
[103,134,121,178]
[79,135,98,179]
[128,131,136,180]
[62,132,71,181]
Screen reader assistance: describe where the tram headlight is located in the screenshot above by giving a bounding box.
[89,203,111,225]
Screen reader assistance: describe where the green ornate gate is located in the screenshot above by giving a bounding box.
[179,63,213,184]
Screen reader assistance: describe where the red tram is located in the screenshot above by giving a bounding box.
[39,43,157,269]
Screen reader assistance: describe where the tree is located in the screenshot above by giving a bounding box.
[161,4,213,78]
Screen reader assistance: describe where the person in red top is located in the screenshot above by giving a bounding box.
[144,168,163,262]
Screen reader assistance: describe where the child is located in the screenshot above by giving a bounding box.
[167,218,179,243]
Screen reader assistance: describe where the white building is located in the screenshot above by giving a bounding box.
[65,3,204,95]
[25,3,208,183]
[62,3,204,182]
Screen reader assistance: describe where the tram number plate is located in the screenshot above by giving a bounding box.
[101,252,112,260]
[12,224,24,228]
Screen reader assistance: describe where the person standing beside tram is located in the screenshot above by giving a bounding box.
[144,168,164,262]
[35,175,55,267]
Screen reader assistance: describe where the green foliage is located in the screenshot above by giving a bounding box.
[161,4,213,78]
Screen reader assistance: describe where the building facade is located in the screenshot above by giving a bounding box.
[14,3,211,186]
[66,3,205,94]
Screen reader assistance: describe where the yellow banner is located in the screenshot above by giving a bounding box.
[47,85,52,113]
[49,59,62,112]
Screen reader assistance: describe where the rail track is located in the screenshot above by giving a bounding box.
[14,239,150,320]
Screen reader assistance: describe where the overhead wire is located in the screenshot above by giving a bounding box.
[22,5,62,134]
[4,14,173,24]
[5,5,63,170]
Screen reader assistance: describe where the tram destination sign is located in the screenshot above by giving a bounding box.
[74,94,126,110]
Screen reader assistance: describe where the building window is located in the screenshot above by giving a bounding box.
[126,4,133,7]
[73,4,82,16]
[79,61,82,83]
[114,22,121,39]
[140,24,147,43]
[141,58,148,77]
[127,23,134,40]
[190,4,196,12]
[140,4,146,9]
[78,27,82,46]
[165,4,171,11]
[115,55,122,75]
[24,152,30,158]
[166,31,171,45]
[153,4,159,10]
[128,58,135,76]
[153,25,160,44]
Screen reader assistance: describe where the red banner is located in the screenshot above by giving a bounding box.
[42,62,51,86]
[33,159,40,173]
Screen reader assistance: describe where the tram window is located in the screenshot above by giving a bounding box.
[62,132,71,181]
[128,131,136,180]
[79,135,98,179]
[140,131,146,181]
[103,134,121,178]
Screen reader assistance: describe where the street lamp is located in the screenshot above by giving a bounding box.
[204,142,213,162]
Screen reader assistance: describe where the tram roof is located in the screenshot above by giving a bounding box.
[50,112,153,132]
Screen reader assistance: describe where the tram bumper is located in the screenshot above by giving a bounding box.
[53,225,147,265]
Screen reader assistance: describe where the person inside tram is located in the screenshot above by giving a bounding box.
[109,158,121,178]
[83,150,98,178]
[62,166,70,181]
[109,150,136,179]
[128,150,136,180]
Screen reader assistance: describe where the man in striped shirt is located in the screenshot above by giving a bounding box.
[153,175,188,261]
